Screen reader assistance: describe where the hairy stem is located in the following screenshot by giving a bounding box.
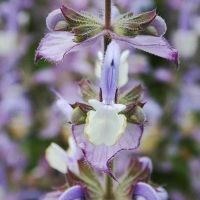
[105,0,111,29]
[102,3,114,198]
[104,0,112,52]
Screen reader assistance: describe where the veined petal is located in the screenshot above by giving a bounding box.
[46,143,68,174]
[46,9,67,31]
[139,157,153,173]
[133,182,160,200]
[73,123,143,172]
[118,50,130,87]
[35,31,104,63]
[67,137,82,175]
[36,32,75,63]
[67,136,83,161]
[46,141,81,175]
[51,89,73,121]
[95,50,129,88]
[111,33,179,67]
[58,185,85,200]
[156,187,168,200]
[56,97,73,122]
[101,41,120,104]
[84,100,127,146]
[42,191,62,200]
[148,16,167,36]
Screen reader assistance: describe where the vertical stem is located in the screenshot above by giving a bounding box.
[105,0,111,29]
[104,173,114,200]
[102,3,114,198]
[104,0,112,52]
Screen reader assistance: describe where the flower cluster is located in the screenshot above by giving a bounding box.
[36,0,179,199]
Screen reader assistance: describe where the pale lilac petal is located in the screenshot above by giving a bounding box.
[32,69,56,84]
[101,41,120,104]
[73,123,143,172]
[46,9,65,31]
[36,31,104,63]
[111,6,121,20]
[156,187,168,200]
[42,191,62,200]
[36,32,75,63]
[139,157,153,173]
[133,182,160,200]
[58,185,85,200]
[150,16,167,36]
[111,33,179,66]
[56,98,73,122]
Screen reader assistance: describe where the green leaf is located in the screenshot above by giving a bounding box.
[113,9,157,37]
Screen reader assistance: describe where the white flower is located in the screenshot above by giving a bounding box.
[84,99,127,146]
[45,136,82,174]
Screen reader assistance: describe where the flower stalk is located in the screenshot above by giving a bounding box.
[104,173,114,200]
[104,0,112,52]
[105,0,111,29]
[103,2,114,198]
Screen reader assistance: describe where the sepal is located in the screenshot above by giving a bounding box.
[113,10,157,37]
[61,5,103,42]
[114,158,151,199]
[79,80,98,102]
[120,103,146,125]
[119,85,143,105]
[71,104,92,125]
[129,105,146,124]
[67,161,104,199]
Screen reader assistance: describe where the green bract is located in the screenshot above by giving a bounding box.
[113,9,157,37]
[61,6,103,42]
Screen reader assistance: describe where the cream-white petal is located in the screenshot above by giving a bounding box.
[45,143,68,174]
[88,99,103,110]
[84,108,127,146]
[118,50,130,87]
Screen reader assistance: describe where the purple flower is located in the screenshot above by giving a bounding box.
[43,156,167,200]
[71,42,145,172]
[133,182,168,200]
[42,185,85,200]
[36,4,179,66]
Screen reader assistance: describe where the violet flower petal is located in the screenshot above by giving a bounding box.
[46,9,66,31]
[133,182,160,200]
[150,16,167,36]
[139,157,153,173]
[73,123,143,172]
[111,33,179,66]
[58,185,85,200]
[35,31,103,63]
[101,41,120,104]
[42,191,62,200]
